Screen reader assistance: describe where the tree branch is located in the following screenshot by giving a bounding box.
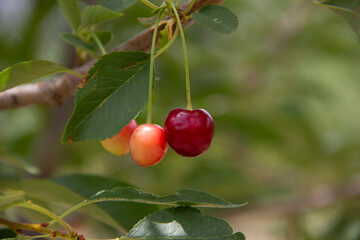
[0,0,225,110]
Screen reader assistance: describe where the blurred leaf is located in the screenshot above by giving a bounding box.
[126,207,245,240]
[57,0,81,33]
[61,33,95,51]
[0,191,24,209]
[0,60,72,91]
[192,5,239,34]
[0,148,39,175]
[315,0,360,38]
[52,174,158,231]
[220,114,284,143]
[319,204,360,240]
[0,179,123,231]
[62,51,150,143]
[88,30,112,49]
[61,30,111,55]
[88,187,244,208]
[81,5,123,28]
[0,229,16,239]
[158,27,170,49]
[99,0,137,12]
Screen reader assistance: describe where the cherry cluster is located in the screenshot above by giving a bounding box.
[101,108,214,167]
[101,1,216,166]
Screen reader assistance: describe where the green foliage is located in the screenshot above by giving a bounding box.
[88,30,112,49]
[98,0,138,12]
[0,60,72,91]
[0,191,24,208]
[52,174,158,231]
[61,33,95,52]
[81,6,123,28]
[1,0,360,240]
[87,187,245,208]
[126,207,245,240]
[0,179,123,230]
[57,0,81,33]
[192,5,239,34]
[60,30,112,55]
[315,0,360,38]
[62,51,151,143]
[0,148,39,175]
[0,176,244,238]
[0,229,16,239]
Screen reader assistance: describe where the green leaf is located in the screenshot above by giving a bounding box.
[0,229,17,239]
[192,5,239,34]
[88,30,112,50]
[0,191,24,209]
[61,31,112,55]
[0,179,123,231]
[61,33,95,51]
[81,5,123,28]
[0,148,39,175]
[57,0,81,33]
[0,60,73,91]
[62,51,150,143]
[99,0,137,12]
[126,207,245,240]
[88,187,244,208]
[52,174,158,231]
[315,0,360,38]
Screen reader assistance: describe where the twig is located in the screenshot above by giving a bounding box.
[0,218,72,240]
[0,0,224,110]
[5,201,75,236]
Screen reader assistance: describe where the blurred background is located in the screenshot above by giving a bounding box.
[1,0,360,239]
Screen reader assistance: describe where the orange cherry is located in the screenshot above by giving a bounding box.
[129,124,168,167]
[101,119,137,156]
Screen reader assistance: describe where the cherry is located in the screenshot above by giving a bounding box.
[129,124,168,167]
[164,108,214,157]
[101,119,137,156]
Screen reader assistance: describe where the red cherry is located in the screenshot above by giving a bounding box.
[129,124,168,167]
[164,108,214,157]
[101,119,137,156]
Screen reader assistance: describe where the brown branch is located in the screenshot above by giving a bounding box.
[0,0,225,110]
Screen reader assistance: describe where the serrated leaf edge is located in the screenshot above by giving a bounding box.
[62,54,150,143]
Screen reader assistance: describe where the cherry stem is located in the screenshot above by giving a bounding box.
[183,0,195,16]
[154,26,179,58]
[147,10,164,124]
[140,0,159,10]
[169,2,192,110]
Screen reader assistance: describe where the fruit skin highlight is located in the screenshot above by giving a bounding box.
[101,119,137,156]
[164,108,214,157]
[129,124,168,167]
